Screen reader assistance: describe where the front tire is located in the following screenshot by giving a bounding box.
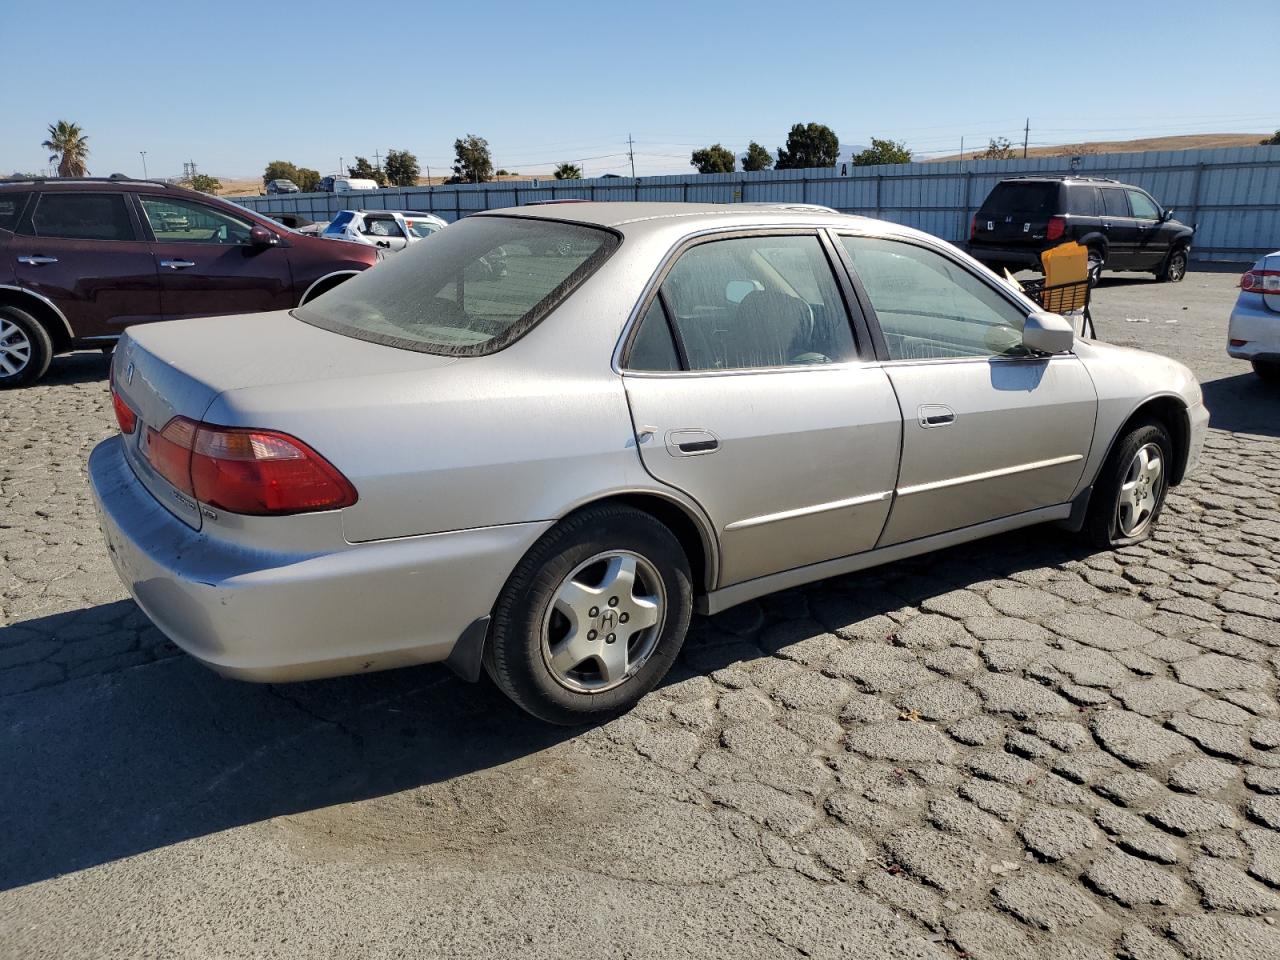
[485,504,693,725]
[1158,246,1188,282]
[0,305,53,389]
[1085,420,1173,548]
[1253,359,1280,383]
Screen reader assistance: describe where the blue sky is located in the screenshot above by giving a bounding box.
[4,0,1275,181]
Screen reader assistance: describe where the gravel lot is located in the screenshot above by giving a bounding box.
[2,268,1278,959]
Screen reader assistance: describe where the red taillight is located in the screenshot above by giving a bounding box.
[111,381,137,434]
[970,214,978,239]
[1046,216,1067,241]
[1241,269,1280,293]
[143,418,356,516]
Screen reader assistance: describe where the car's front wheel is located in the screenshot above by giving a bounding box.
[0,305,53,389]
[485,504,693,725]
[1085,419,1173,548]
[1159,246,1188,282]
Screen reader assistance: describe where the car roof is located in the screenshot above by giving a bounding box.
[998,176,1126,185]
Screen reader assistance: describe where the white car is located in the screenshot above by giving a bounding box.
[321,210,448,253]
[1228,251,1280,380]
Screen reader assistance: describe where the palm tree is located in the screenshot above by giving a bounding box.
[554,162,582,180]
[41,121,90,177]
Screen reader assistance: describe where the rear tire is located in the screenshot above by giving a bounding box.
[1253,359,1280,383]
[1085,419,1173,549]
[1087,248,1104,287]
[484,504,693,725]
[0,305,54,389]
[1158,246,1188,283]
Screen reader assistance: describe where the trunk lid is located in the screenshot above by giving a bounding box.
[973,181,1062,247]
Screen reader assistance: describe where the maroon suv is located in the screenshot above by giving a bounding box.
[0,177,379,387]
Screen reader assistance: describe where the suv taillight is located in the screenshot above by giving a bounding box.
[144,417,357,515]
[970,214,978,239]
[1046,216,1067,241]
[1241,269,1280,293]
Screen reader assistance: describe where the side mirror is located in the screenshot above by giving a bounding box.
[1160,207,1174,222]
[1022,311,1075,354]
[248,225,279,247]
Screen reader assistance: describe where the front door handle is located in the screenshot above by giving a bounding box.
[666,429,720,457]
[17,255,58,266]
[160,259,196,270]
[918,404,956,428]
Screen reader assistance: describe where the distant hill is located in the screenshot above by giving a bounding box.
[928,132,1272,163]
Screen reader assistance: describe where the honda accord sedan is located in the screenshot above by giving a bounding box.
[90,203,1208,724]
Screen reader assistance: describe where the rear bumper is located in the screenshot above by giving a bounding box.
[89,436,551,682]
[1227,296,1280,360]
[966,244,1044,271]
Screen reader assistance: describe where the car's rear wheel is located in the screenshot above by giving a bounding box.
[0,305,53,389]
[1085,419,1173,548]
[1159,246,1188,282]
[485,504,693,725]
[1253,359,1280,383]
[1087,248,1105,287]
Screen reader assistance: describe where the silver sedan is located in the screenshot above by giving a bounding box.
[90,203,1208,723]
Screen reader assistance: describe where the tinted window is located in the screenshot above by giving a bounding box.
[0,192,29,231]
[30,193,134,241]
[627,298,680,371]
[842,236,1029,361]
[1065,184,1099,217]
[296,215,618,356]
[980,182,1059,217]
[660,235,855,370]
[140,196,253,244]
[1127,190,1160,220]
[1101,189,1130,218]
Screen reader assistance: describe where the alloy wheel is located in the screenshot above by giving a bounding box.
[1117,442,1164,538]
[540,550,666,693]
[1168,251,1187,281]
[0,318,32,377]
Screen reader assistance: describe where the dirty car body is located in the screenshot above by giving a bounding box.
[89,203,1207,721]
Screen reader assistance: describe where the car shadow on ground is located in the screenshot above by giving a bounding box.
[1202,372,1280,438]
[39,350,112,387]
[0,525,1093,891]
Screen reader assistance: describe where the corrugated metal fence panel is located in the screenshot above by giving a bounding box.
[232,145,1280,261]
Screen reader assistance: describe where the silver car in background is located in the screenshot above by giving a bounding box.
[1227,250,1280,381]
[322,209,448,253]
[90,203,1207,724]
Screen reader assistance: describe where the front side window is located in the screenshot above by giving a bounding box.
[656,235,856,370]
[841,236,1029,361]
[140,196,253,244]
[29,193,135,241]
[405,218,441,239]
[295,215,618,356]
[1126,190,1160,220]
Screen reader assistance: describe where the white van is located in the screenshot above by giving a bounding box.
[318,176,380,194]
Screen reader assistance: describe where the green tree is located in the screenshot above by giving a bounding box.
[1261,131,1280,146]
[263,160,300,188]
[979,137,1016,161]
[742,141,774,172]
[450,134,493,184]
[42,120,90,177]
[852,138,913,166]
[187,173,221,194]
[775,123,839,170]
[690,144,735,174]
[294,167,321,192]
[384,148,420,187]
[347,156,387,187]
[554,162,582,180]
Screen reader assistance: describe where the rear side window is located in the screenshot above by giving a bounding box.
[1065,184,1100,217]
[0,192,30,232]
[296,215,619,356]
[29,193,135,241]
[1101,189,1130,218]
[980,182,1059,217]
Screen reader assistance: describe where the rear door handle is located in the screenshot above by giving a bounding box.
[17,255,58,266]
[667,429,720,456]
[160,259,196,270]
[918,404,956,428]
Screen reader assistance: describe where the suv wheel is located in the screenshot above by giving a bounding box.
[1085,419,1172,548]
[0,305,54,389]
[1159,246,1188,283]
[1087,248,1104,287]
[485,504,693,725]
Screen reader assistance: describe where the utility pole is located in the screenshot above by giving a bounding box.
[139,151,148,179]
[627,133,636,179]
[959,137,964,164]
[1023,118,1030,159]
[374,149,382,173]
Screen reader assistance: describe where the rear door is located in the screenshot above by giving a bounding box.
[621,231,902,587]
[972,181,1060,253]
[358,213,410,252]
[1099,187,1139,268]
[835,232,1096,546]
[12,191,159,338]
[136,194,296,319]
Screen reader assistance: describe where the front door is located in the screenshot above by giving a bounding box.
[135,194,295,319]
[12,191,159,338]
[836,233,1097,546]
[1126,188,1169,270]
[620,232,902,586]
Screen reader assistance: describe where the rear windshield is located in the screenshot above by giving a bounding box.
[979,182,1060,217]
[295,215,620,356]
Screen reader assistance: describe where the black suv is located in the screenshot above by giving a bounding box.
[968,176,1194,283]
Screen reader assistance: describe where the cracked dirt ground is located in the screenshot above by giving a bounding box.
[1,270,1279,959]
